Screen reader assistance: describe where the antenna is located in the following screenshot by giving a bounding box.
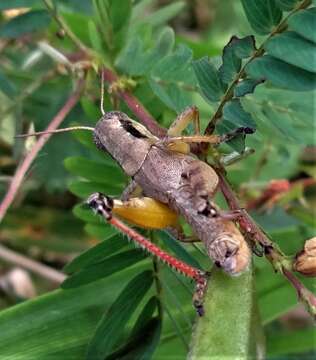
[100,69,105,116]
[15,126,94,138]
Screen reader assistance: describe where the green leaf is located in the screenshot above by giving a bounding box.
[241,0,282,35]
[72,203,104,223]
[219,36,256,84]
[0,70,17,98]
[189,266,262,359]
[86,270,153,360]
[0,271,143,359]
[149,80,192,112]
[192,57,225,102]
[0,10,51,38]
[222,98,257,129]
[288,8,316,44]
[61,249,146,289]
[275,0,299,11]
[142,1,185,27]
[0,0,40,10]
[64,156,126,184]
[267,328,316,356]
[234,78,263,97]
[85,223,118,240]
[107,317,162,360]
[130,297,158,336]
[265,31,316,73]
[246,55,316,91]
[116,27,175,76]
[69,180,122,199]
[259,282,299,324]
[93,0,132,52]
[151,44,194,82]
[64,233,128,274]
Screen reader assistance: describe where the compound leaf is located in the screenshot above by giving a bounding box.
[246,55,316,91]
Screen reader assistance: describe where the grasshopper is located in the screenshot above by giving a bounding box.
[18,106,251,314]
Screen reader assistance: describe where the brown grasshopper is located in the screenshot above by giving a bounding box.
[18,106,251,314]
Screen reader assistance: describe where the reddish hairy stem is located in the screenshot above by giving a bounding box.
[0,79,85,223]
[102,68,167,138]
[109,216,203,280]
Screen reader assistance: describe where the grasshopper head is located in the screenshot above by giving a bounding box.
[94,112,158,176]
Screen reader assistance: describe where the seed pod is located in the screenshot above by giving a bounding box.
[293,237,316,277]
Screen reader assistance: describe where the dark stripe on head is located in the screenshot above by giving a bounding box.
[119,119,148,139]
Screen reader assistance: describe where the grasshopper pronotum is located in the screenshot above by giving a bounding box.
[18,106,251,314]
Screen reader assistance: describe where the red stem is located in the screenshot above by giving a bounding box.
[0,79,85,223]
[102,68,167,138]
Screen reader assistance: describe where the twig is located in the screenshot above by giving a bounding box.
[204,0,312,134]
[0,79,85,223]
[217,170,316,318]
[0,243,66,284]
[102,68,167,138]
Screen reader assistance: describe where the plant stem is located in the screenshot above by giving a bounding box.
[102,68,167,137]
[0,79,85,223]
[0,243,66,284]
[204,0,312,134]
[217,170,316,318]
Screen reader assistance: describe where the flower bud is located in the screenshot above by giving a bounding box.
[293,237,316,277]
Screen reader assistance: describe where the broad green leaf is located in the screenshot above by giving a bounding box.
[64,233,128,274]
[142,1,185,27]
[0,0,40,10]
[189,266,262,359]
[234,78,263,97]
[219,36,256,84]
[267,328,316,356]
[64,156,126,184]
[69,179,122,199]
[0,10,51,38]
[275,0,298,11]
[192,57,225,102]
[246,55,316,91]
[0,70,17,98]
[86,270,153,360]
[130,297,158,336]
[265,31,316,73]
[288,8,316,44]
[107,318,162,360]
[241,0,282,35]
[0,270,144,359]
[61,249,146,289]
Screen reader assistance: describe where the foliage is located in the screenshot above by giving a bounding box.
[0,0,315,359]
